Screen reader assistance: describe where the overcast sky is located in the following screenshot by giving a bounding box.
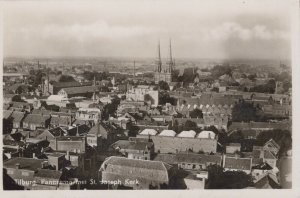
[2,0,292,60]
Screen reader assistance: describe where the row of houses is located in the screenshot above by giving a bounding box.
[99,137,281,189]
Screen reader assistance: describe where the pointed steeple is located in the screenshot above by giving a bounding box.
[157,40,162,73]
[168,38,174,73]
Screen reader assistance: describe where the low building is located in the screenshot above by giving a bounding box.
[175,153,223,170]
[223,155,252,174]
[99,156,173,189]
[3,157,68,190]
[49,136,86,153]
[9,102,33,112]
[36,127,67,141]
[75,107,101,122]
[111,140,154,160]
[126,85,159,107]
[151,134,217,154]
[58,86,99,98]
[22,114,51,130]
[9,111,26,129]
[88,122,117,149]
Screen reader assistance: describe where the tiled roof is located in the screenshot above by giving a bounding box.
[176,153,222,165]
[47,127,67,137]
[103,156,171,171]
[254,174,280,189]
[3,157,45,171]
[35,169,62,180]
[68,124,90,136]
[50,117,71,126]
[60,86,99,95]
[10,102,32,108]
[263,150,276,159]
[23,114,50,124]
[112,140,153,151]
[88,123,109,136]
[153,154,177,164]
[31,109,52,115]
[224,156,252,171]
[52,81,81,88]
[10,111,26,122]
[264,139,280,149]
[3,110,13,119]
[228,121,291,131]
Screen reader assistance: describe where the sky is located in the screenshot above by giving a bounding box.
[2,0,292,60]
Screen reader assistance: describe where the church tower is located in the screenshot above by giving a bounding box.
[168,39,175,73]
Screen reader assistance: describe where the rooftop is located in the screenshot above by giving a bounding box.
[159,130,177,137]
[4,157,46,171]
[224,156,252,171]
[139,128,158,136]
[112,140,153,151]
[177,130,196,138]
[102,156,171,171]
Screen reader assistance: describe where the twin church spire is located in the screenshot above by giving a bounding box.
[157,39,175,73]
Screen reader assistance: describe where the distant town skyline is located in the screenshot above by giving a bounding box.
[3,0,291,60]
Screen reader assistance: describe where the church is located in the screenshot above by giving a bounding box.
[154,40,175,84]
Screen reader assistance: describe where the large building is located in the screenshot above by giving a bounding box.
[154,40,175,84]
[126,85,159,107]
[99,156,173,189]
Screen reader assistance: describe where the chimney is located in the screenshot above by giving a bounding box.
[16,163,21,169]
[66,151,70,161]
[55,137,58,151]
[41,161,48,169]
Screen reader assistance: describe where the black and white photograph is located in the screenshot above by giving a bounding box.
[0,0,299,193]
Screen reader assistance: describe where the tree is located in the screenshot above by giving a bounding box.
[3,118,13,134]
[247,74,256,81]
[184,120,198,130]
[228,130,244,143]
[101,98,120,120]
[159,92,177,106]
[232,100,259,122]
[158,81,170,91]
[172,120,180,133]
[207,165,253,189]
[250,79,276,94]
[211,64,232,78]
[189,109,203,118]
[211,87,219,92]
[144,94,154,105]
